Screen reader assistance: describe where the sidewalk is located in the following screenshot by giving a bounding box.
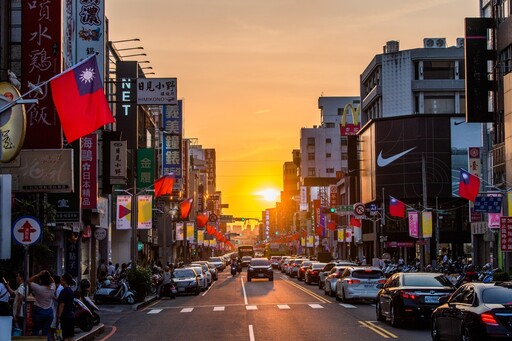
[75,295,158,341]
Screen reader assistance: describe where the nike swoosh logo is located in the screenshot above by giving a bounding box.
[377,147,416,167]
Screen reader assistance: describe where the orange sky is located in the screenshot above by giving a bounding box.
[106,0,479,218]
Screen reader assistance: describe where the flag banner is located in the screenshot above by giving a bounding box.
[349,217,361,227]
[327,221,336,231]
[180,198,193,220]
[197,230,204,245]
[354,225,362,243]
[307,236,314,247]
[50,55,114,143]
[389,196,405,218]
[116,195,131,230]
[186,222,195,242]
[459,168,480,202]
[196,212,209,228]
[154,173,175,198]
[345,227,353,243]
[137,195,152,229]
[337,228,344,242]
[489,212,502,229]
[474,196,503,213]
[422,211,433,238]
[408,211,419,238]
[175,222,184,241]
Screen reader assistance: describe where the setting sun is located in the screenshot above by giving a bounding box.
[257,188,281,202]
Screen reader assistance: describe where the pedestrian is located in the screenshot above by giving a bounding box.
[97,259,107,283]
[50,275,63,341]
[28,270,55,340]
[12,271,26,331]
[0,270,14,316]
[107,261,115,277]
[159,266,172,298]
[362,256,367,265]
[56,273,75,341]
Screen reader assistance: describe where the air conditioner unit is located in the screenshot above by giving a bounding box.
[423,38,446,48]
[456,38,464,48]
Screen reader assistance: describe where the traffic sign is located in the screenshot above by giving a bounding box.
[353,203,366,216]
[12,216,42,246]
[94,228,107,241]
[336,205,353,212]
[370,204,377,216]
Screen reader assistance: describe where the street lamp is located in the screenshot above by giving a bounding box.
[154,205,180,266]
[117,47,144,51]
[121,53,147,58]
[111,38,140,44]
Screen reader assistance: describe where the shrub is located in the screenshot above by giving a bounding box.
[126,266,152,301]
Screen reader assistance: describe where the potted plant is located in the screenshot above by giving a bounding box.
[126,266,152,301]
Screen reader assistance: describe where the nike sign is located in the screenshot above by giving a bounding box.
[377,147,416,167]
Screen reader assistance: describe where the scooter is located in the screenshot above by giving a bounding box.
[74,298,95,332]
[94,278,135,305]
[75,279,100,325]
[231,264,237,276]
[159,281,177,299]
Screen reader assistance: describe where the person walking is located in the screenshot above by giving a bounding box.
[56,274,75,341]
[50,276,63,341]
[12,271,26,331]
[0,270,14,316]
[107,261,115,277]
[28,270,55,340]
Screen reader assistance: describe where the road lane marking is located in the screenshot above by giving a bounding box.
[358,321,398,339]
[249,324,255,341]
[277,305,290,310]
[147,309,162,314]
[202,280,216,296]
[308,304,324,309]
[241,276,248,305]
[339,303,357,309]
[180,307,194,313]
[283,278,331,303]
[246,305,258,310]
[213,306,225,311]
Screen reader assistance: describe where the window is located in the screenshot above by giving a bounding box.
[307,137,315,146]
[422,61,456,79]
[326,168,334,174]
[308,168,316,176]
[308,153,315,161]
[326,138,332,143]
[424,94,455,114]
[326,153,331,158]
[325,123,335,128]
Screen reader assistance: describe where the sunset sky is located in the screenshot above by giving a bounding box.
[105,0,479,218]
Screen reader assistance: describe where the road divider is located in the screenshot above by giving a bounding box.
[358,321,398,339]
[282,277,331,304]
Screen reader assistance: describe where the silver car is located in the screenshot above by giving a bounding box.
[324,265,353,297]
[335,267,386,303]
[187,265,209,290]
[208,257,225,271]
[318,261,356,289]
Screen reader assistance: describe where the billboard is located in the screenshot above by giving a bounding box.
[162,101,183,188]
[115,61,138,149]
[137,78,177,105]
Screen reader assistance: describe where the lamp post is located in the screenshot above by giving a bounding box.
[154,205,179,266]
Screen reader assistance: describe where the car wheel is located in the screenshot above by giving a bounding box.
[390,305,401,328]
[461,325,475,341]
[335,289,341,301]
[341,289,350,303]
[324,283,329,296]
[431,318,440,341]
[376,302,385,322]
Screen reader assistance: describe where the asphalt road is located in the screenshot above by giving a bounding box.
[96,269,433,341]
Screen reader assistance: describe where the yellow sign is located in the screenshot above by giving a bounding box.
[0,82,26,163]
[422,211,433,238]
[339,103,361,136]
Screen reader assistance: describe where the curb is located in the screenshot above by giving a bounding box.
[132,295,158,311]
[75,323,105,341]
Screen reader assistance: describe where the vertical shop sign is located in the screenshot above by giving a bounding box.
[162,101,183,189]
[81,134,97,209]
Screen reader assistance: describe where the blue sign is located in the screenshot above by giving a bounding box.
[474,196,503,213]
[370,204,377,212]
[162,101,183,189]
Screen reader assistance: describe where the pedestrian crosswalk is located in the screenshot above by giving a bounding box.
[147,303,330,314]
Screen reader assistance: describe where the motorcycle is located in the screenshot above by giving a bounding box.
[159,281,177,299]
[75,279,100,325]
[231,264,237,276]
[74,298,95,332]
[94,278,135,305]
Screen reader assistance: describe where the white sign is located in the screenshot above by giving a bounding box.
[137,78,177,105]
[94,228,107,241]
[110,141,127,184]
[300,186,308,211]
[12,216,42,245]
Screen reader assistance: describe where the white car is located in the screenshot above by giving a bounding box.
[208,257,225,271]
[335,267,386,303]
[192,262,213,286]
[324,265,352,297]
[188,265,209,291]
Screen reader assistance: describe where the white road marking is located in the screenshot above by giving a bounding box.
[249,324,255,341]
[246,305,258,310]
[202,281,216,296]
[308,304,324,309]
[213,306,225,311]
[241,276,248,305]
[339,303,357,309]
[277,305,290,310]
[147,309,162,314]
[180,308,194,313]
[370,304,376,307]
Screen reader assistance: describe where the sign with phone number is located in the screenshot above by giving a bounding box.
[500,217,512,252]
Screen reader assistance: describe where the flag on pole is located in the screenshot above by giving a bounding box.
[349,217,361,227]
[459,168,480,202]
[154,173,175,198]
[50,55,114,143]
[389,196,405,218]
[196,212,209,228]
[179,197,193,220]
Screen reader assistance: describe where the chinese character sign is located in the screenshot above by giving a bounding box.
[137,78,177,105]
[81,134,97,209]
[110,141,127,184]
[500,217,512,252]
[162,101,183,187]
[408,211,419,238]
[137,149,155,189]
[76,0,106,78]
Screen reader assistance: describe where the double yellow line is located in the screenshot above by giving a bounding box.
[358,321,398,339]
[283,277,331,304]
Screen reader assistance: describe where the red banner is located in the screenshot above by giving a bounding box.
[81,134,97,209]
[500,217,512,252]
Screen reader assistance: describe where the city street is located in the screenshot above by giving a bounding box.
[97,269,432,341]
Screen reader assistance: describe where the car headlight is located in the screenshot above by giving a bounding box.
[267,266,272,271]
[248,267,254,271]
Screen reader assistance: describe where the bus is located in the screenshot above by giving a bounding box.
[238,245,254,259]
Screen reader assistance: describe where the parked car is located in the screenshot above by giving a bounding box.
[172,268,200,295]
[376,272,455,328]
[305,262,327,285]
[208,257,225,271]
[187,265,209,290]
[270,256,282,269]
[324,265,352,296]
[247,258,273,282]
[318,260,356,289]
[193,261,218,281]
[288,259,305,278]
[432,282,512,340]
[335,267,385,303]
[297,260,316,281]
[281,257,293,273]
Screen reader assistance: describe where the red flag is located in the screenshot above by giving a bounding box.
[196,212,208,228]
[206,224,216,235]
[390,196,405,218]
[50,55,114,143]
[327,221,336,231]
[349,217,361,227]
[154,173,175,198]
[459,168,480,202]
[179,198,193,220]
[315,224,323,236]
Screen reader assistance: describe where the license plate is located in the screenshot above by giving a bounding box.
[425,296,439,303]
[178,288,185,292]
[258,274,264,277]
[364,284,375,288]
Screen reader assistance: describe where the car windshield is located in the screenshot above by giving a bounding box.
[174,269,196,279]
[352,269,383,279]
[251,259,270,266]
[482,287,512,304]
[242,256,252,261]
[312,263,327,269]
[402,274,453,287]
[209,257,221,262]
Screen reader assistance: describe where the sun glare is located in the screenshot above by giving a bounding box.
[257,188,280,202]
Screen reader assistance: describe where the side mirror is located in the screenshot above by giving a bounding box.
[439,296,449,305]
[376,283,384,289]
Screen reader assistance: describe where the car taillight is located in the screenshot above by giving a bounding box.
[377,279,386,284]
[401,291,417,300]
[481,313,499,326]
[312,270,318,275]
[346,279,361,285]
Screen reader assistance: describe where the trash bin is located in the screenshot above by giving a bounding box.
[0,316,13,341]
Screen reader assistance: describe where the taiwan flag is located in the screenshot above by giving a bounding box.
[459,168,480,202]
[179,198,194,220]
[154,173,175,198]
[50,55,114,143]
[389,196,405,218]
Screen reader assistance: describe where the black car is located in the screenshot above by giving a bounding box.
[247,258,273,282]
[432,282,512,340]
[376,272,455,328]
[305,262,327,285]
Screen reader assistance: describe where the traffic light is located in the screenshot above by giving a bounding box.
[241,217,245,221]
[330,207,336,213]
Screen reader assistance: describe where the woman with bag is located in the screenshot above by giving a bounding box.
[28,270,55,340]
[56,273,75,341]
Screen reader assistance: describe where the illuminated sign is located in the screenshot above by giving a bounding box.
[339,103,360,136]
